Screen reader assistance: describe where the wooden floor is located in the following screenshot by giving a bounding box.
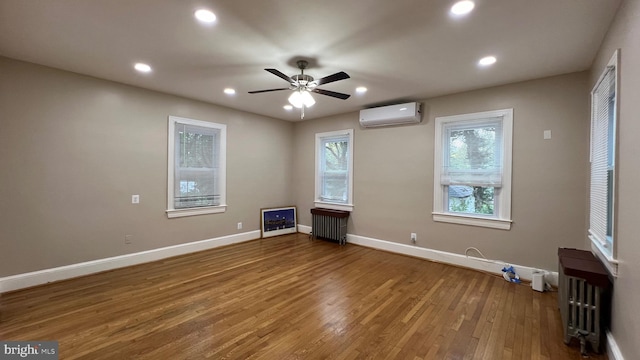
[0,234,605,359]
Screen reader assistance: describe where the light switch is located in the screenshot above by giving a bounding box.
[543,130,552,140]
[132,195,140,204]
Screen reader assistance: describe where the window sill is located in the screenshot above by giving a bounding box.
[314,201,353,212]
[590,237,619,277]
[166,205,227,218]
[432,212,511,230]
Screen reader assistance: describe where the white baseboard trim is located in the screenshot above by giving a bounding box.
[298,224,312,234]
[298,225,558,286]
[607,331,624,360]
[0,230,261,293]
[345,233,558,286]
[298,226,558,285]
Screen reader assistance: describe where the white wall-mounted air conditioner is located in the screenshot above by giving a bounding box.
[359,102,422,128]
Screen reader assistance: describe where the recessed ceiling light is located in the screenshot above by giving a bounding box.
[134,63,152,73]
[194,9,217,24]
[223,88,236,95]
[450,1,475,16]
[356,86,368,94]
[283,105,293,111]
[478,56,497,66]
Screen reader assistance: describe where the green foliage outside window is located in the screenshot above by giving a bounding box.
[448,126,496,215]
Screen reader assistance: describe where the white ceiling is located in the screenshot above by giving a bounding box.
[0,0,621,121]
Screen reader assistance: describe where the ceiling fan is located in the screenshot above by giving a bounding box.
[248,60,351,119]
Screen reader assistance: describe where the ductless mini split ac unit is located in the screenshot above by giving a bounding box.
[359,102,422,128]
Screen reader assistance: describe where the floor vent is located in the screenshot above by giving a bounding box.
[310,208,350,245]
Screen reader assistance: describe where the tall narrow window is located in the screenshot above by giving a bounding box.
[315,129,354,211]
[167,116,226,218]
[433,109,513,230]
[589,50,618,273]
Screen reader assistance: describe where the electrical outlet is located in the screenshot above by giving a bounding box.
[125,235,132,244]
[131,195,140,204]
[411,233,417,243]
[237,222,243,230]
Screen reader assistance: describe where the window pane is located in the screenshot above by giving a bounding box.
[606,94,615,241]
[589,60,616,256]
[448,185,494,215]
[606,169,613,239]
[321,138,349,202]
[321,172,348,202]
[323,139,348,171]
[448,126,497,170]
[179,132,214,168]
[174,124,219,209]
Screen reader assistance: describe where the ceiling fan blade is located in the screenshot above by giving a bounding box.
[248,88,290,94]
[316,71,350,85]
[265,68,294,83]
[312,88,351,100]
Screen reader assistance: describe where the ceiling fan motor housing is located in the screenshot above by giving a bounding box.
[292,74,315,86]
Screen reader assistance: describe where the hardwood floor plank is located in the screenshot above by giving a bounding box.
[0,234,606,359]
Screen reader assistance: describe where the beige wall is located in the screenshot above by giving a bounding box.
[589,0,640,358]
[294,72,590,271]
[0,57,293,277]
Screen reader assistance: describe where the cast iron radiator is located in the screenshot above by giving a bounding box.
[310,208,350,245]
[558,248,612,356]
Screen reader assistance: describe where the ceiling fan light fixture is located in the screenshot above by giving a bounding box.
[288,90,315,108]
[288,91,304,108]
[301,91,316,107]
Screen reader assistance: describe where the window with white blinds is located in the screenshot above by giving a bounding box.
[315,129,354,212]
[167,116,226,218]
[433,109,513,230]
[589,50,618,260]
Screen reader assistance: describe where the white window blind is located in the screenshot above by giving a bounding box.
[589,64,616,255]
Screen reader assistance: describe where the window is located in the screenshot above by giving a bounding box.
[167,116,226,218]
[315,129,354,211]
[433,109,513,230]
[589,50,619,274]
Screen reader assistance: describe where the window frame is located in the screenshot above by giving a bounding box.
[166,115,227,218]
[433,109,513,230]
[314,129,354,212]
[589,50,619,276]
